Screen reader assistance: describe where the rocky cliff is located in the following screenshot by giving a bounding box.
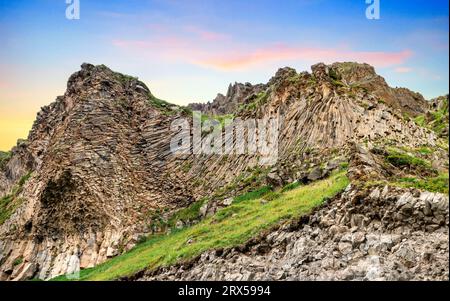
[0,62,447,280]
[0,64,195,280]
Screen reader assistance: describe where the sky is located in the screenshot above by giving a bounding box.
[0,0,448,151]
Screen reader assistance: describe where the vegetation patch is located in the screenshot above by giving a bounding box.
[237,91,269,114]
[166,198,208,229]
[148,95,174,113]
[0,151,11,169]
[233,186,272,204]
[0,172,32,225]
[384,148,434,174]
[395,173,449,194]
[281,182,301,193]
[54,172,349,281]
[212,166,271,200]
[13,257,23,266]
[414,97,449,137]
[114,72,139,85]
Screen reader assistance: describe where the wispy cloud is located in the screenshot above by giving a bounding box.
[196,46,413,70]
[113,31,413,71]
[394,66,413,73]
[183,25,231,42]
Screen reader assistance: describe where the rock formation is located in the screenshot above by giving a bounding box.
[0,62,447,280]
[142,186,448,281]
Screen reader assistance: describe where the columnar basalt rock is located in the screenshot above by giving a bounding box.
[0,64,194,280]
[0,62,447,280]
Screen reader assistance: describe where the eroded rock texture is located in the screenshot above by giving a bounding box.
[0,64,193,280]
[142,186,449,281]
[0,62,447,280]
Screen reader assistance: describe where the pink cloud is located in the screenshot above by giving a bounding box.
[184,25,230,41]
[112,32,413,71]
[195,46,413,70]
[394,66,413,73]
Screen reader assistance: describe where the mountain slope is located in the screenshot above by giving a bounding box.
[0,64,195,280]
[0,62,447,280]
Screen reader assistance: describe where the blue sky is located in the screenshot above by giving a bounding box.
[0,0,448,150]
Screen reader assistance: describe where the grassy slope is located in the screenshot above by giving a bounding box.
[55,171,349,281]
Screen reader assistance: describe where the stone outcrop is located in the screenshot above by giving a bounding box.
[189,82,266,115]
[141,185,449,281]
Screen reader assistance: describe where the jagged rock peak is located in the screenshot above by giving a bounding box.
[189,81,266,115]
[267,67,300,86]
[66,63,152,97]
[315,62,378,84]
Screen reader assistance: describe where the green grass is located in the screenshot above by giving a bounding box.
[0,172,31,225]
[114,71,139,85]
[416,146,433,155]
[0,194,15,225]
[233,186,272,203]
[281,182,301,193]
[385,148,432,170]
[237,91,269,114]
[414,98,448,136]
[414,115,426,127]
[395,173,449,194]
[201,113,235,129]
[54,172,349,281]
[193,112,235,134]
[13,257,23,266]
[148,95,173,111]
[211,166,271,200]
[166,198,208,228]
[0,151,11,169]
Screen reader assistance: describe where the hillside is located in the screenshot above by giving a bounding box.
[0,62,448,281]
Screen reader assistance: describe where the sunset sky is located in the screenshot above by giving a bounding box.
[0,0,449,150]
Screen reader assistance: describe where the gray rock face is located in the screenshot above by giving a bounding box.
[0,62,446,281]
[0,64,194,280]
[141,186,449,281]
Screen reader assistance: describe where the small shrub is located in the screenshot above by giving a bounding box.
[386,149,431,169]
[414,115,426,127]
[234,186,272,203]
[339,162,349,170]
[13,257,23,266]
[167,198,207,228]
[0,151,11,169]
[137,235,148,245]
[416,147,433,155]
[281,182,301,193]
